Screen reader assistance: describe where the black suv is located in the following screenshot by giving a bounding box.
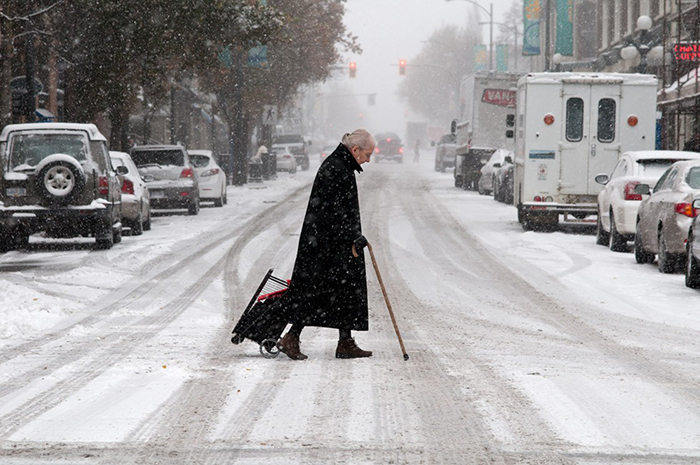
[374,132,404,163]
[271,134,310,171]
[130,145,200,215]
[0,122,123,250]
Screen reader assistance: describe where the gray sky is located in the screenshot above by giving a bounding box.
[321,0,516,140]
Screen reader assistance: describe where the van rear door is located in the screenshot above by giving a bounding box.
[559,80,622,196]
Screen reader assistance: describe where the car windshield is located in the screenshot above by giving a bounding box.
[189,155,210,168]
[687,167,700,189]
[636,159,679,178]
[131,149,184,167]
[9,133,88,170]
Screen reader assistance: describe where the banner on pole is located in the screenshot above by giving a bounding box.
[555,0,574,56]
[523,0,541,56]
[474,44,487,71]
[496,44,509,71]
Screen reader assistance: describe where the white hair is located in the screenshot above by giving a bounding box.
[341,129,377,151]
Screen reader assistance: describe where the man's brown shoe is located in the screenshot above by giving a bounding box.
[335,338,372,359]
[277,333,308,360]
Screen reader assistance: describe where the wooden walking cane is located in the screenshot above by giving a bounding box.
[353,242,409,361]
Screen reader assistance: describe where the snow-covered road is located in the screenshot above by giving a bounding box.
[1,155,699,464]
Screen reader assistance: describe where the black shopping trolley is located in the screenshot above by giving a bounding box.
[231,269,290,358]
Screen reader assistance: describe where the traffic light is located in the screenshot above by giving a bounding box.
[349,62,357,78]
[398,59,407,75]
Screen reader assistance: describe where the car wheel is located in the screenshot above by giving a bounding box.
[685,232,700,288]
[214,191,224,207]
[608,212,626,252]
[95,220,114,250]
[657,231,676,273]
[131,214,144,236]
[113,223,122,244]
[595,211,610,246]
[434,158,440,172]
[634,221,654,264]
[223,187,228,205]
[188,198,200,215]
[143,210,152,231]
[37,160,85,206]
[454,176,463,188]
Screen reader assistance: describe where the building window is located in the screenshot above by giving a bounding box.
[598,98,616,143]
[566,98,585,142]
[650,0,659,18]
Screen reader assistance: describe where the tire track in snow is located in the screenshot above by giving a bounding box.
[385,165,700,460]
[0,185,311,442]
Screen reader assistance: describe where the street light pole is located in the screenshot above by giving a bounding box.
[446,0,493,71]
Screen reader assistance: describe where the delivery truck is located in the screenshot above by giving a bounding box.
[453,72,520,190]
[513,72,658,230]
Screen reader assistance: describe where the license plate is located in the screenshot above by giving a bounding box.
[6,187,27,197]
[150,190,165,199]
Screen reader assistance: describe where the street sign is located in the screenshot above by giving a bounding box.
[248,45,268,68]
[263,105,277,125]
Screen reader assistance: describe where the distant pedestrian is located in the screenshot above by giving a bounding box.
[275,129,377,360]
[413,139,420,162]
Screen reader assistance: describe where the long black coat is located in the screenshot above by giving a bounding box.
[278,143,368,331]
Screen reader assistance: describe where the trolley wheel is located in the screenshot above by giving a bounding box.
[260,338,280,358]
[231,333,244,345]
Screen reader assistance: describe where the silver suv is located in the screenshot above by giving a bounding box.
[0,122,123,251]
[129,145,200,215]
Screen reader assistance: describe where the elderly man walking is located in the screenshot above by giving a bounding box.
[275,129,376,360]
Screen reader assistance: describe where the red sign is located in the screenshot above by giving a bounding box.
[482,89,517,108]
[674,43,700,61]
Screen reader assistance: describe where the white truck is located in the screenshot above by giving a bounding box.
[513,72,658,230]
[454,72,520,190]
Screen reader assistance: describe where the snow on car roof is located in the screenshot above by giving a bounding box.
[0,122,107,142]
[519,72,657,86]
[622,150,700,162]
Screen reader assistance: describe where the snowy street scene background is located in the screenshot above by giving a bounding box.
[3,0,700,463]
[2,157,699,464]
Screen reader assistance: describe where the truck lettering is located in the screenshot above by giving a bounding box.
[482,89,517,107]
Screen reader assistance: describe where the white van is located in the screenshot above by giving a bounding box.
[513,72,658,230]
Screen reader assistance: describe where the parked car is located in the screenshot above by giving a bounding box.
[272,134,310,171]
[188,150,227,207]
[685,198,700,288]
[0,122,122,251]
[109,151,151,235]
[272,146,297,173]
[634,160,700,273]
[478,148,511,196]
[130,144,200,215]
[493,153,514,204]
[595,151,700,252]
[320,144,336,161]
[434,133,457,172]
[374,132,403,163]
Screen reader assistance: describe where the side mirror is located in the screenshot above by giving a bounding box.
[431,141,436,147]
[505,130,514,139]
[504,156,513,164]
[493,163,502,168]
[594,173,609,185]
[116,165,129,175]
[307,140,313,146]
[635,183,651,195]
[142,174,155,182]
